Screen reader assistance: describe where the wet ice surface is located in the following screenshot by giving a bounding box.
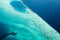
[0,0,60,40]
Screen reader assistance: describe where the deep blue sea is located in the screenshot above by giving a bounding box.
[23,0,60,33]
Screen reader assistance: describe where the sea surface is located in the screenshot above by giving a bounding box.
[23,0,60,33]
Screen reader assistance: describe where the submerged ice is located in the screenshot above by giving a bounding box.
[0,0,60,40]
[10,1,26,12]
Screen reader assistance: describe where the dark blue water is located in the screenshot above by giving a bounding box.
[23,0,60,33]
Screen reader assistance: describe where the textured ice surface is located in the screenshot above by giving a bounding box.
[0,0,60,40]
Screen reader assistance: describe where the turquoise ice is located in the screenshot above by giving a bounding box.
[0,0,60,40]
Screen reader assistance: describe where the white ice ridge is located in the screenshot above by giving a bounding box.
[0,0,60,40]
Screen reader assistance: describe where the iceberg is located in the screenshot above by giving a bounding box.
[0,0,60,40]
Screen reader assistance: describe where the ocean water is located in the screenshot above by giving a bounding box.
[23,0,60,33]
